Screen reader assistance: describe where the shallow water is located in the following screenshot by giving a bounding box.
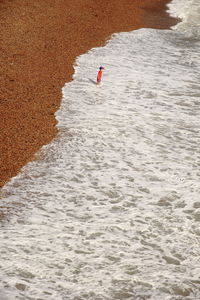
[0,1,200,299]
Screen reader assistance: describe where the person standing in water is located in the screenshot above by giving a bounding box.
[97,66,105,84]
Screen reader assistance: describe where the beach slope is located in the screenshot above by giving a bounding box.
[0,0,178,187]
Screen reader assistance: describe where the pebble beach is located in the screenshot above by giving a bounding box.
[0,0,177,187]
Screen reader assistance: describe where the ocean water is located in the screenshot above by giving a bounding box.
[0,0,200,299]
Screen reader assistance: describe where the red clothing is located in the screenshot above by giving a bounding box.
[97,70,103,83]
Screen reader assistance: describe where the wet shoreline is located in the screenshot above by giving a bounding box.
[0,0,178,188]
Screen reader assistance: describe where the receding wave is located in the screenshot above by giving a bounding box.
[1,1,200,299]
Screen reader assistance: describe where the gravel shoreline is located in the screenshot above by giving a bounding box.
[0,0,178,188]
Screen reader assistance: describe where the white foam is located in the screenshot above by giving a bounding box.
[168,0,193,19]
[1,19,200,300]
[168,0,200,35]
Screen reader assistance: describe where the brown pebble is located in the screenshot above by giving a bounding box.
[0,0,178,188]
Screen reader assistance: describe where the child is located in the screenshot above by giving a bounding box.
[97,66,105,84]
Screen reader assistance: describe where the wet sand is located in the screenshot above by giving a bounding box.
[0,0,178,188]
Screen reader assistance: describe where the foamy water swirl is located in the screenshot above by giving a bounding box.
[0,1,200,299]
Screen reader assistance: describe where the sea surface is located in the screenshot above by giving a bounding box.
[0,0,200,299]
